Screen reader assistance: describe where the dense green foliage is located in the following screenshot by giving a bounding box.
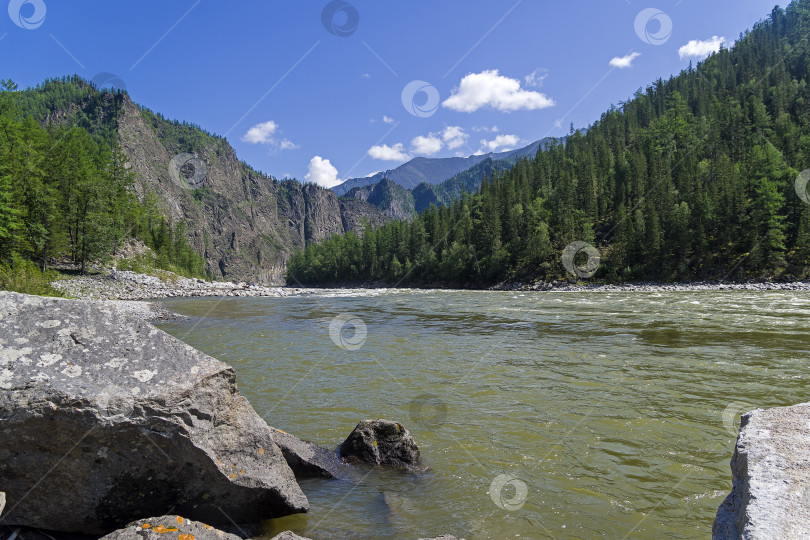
[288,2,810,287]
[0,77,205,291]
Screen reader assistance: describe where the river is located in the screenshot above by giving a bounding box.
[156,289,810,539]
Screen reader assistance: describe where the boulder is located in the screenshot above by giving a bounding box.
[269,427,349,479]
[270,532,312,540]
[0,292,307,535]
[338,420,420,468]
[713,402,810,539]
[99,515,242,539]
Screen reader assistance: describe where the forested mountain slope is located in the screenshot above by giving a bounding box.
[2,78,386,283]
[288,1,810,287]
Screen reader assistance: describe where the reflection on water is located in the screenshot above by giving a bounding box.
[157,290,810,539]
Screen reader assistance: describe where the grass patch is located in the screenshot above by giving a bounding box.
[0,257,65,297]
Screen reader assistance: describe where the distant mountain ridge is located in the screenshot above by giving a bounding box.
[332,139,550,196]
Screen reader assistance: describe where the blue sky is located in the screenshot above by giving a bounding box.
[4,0,780,186]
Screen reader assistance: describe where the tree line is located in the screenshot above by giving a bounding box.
[0,77,204,284]
[287,2,810,287]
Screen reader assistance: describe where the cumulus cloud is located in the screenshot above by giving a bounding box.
[477,134,521,154]
[441,125,468,150]
[411,135,443,156]
[242,121,278,144]
[443,69,555,113]
[679,36,726,60]
[473,125,499,133]
[304,156,340,188]
[609,52,641,68]
[524,68,549,88]
[368,143,410,161]
[383,115,395,124]
[242,120,297,151]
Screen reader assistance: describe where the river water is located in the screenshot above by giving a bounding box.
[156,289,810,539]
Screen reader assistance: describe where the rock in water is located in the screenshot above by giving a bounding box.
[99,515,242,540]
[0,292,308,535]
[269,427,349,479]
[339,420,420,468]
[270,532,312,540]
[713,402,810,539]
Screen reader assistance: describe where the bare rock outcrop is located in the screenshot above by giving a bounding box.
[713,402,810,539]
[99,515,242,540]
[0,292,308,535]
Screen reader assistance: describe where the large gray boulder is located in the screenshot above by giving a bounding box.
[338,419,420,468]
[713,402,810,539]
[0,292,307,535]
[99,515,242,539]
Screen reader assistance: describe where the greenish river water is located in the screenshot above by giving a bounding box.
[157,289,810,539]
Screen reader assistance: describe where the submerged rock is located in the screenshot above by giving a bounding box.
[713,402,810,539]
[270,427,349,479]
[339,419,420,468]
[0,292,307,535]
[270,532,312,540]
[99,515,242,540]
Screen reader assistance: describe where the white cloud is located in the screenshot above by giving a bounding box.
[304,156,340,188]
[524,68,549,88]
[443,69,555,113]
[362,73,371,79]
[280,139,299,150]
[441,125,468,150]
[411,135,443,156]
[609,52,641,69]
[242,121,278,144]
[478,134,521,153]
[368,143,410,161]
[242,120,297,151]
[473,125,499,133]
[382,115,395,124]
[679,36,726,60]
[365,170,381,177]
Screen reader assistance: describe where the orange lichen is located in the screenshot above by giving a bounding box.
[239,469,245,474]
[258,448,264,455]
[176,516,184,525]
[178,534,195,540]
[203,524,212,530]
[141,524,151,529]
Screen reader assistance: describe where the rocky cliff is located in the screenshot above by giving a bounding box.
[27,79,387,284]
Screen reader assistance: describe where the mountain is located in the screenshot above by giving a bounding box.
[332,139,548,196]
[288,1,810,287]
[11,77,387,284]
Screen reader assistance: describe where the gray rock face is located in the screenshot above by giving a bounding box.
[0,292,308,535]
[269,427,349,479]
[99,515,242,540]
[0,491,4,517]
[339,420,420,468]
[713,402,810,539]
